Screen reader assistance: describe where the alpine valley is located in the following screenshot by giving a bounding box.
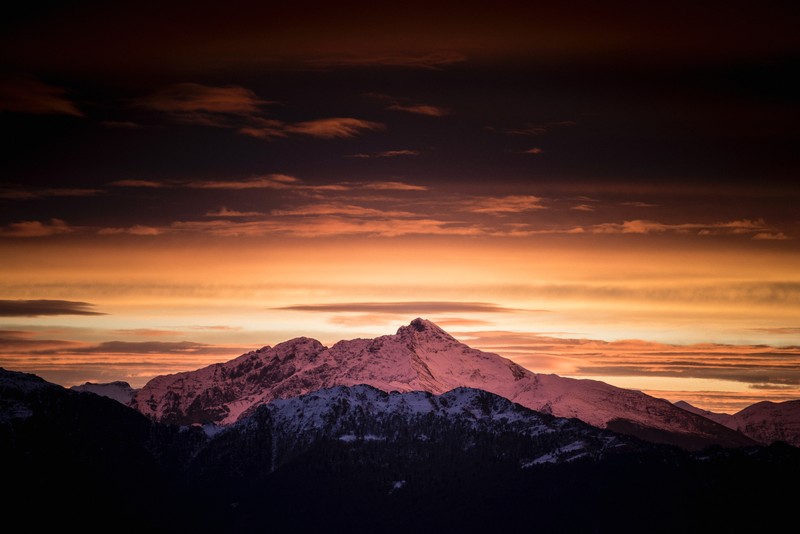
[2,320,799,532]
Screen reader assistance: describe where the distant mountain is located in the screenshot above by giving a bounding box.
[676,399,800,447]
[71,380,138,404]
[3,367,800,533]
[132,318,753,449]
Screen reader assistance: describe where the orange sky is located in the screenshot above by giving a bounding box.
[2,2,799,413]
[1,228,799,412]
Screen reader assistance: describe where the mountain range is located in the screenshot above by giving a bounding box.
[3,364,800,532]
[675,399,800,447]
[130,318,753,449]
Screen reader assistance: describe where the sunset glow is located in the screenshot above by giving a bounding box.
[2,1,798,413]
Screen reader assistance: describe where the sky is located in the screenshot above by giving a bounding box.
[2,1,799,412]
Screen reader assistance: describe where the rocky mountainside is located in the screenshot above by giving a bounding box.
[131,318,753,449]
[676,399,800,447]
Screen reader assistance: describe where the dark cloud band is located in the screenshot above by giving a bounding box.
[0,300,105,317]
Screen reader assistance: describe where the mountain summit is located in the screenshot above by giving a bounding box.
[131,319,751,449]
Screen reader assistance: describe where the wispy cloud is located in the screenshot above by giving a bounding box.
[0,76,83,116]
[571,204,594,212]
[138,84,381,140]
[286,117,384,138]
[98,225,162,236]
[522,147,543,155]
[346,149,420,159]
[589,218,776,237]
[169,217,484,238]
[0,300,104,317]
[752,232,790,240]
[136,83,269,117]
[108,179,166,188]
[367,93,448,117]
[0,219,73,238]
[239,117,384,139]
[270,203,415,218]
[460,329,800,396]
[0,187,103,200]
[187,174,302,190]
[277,301,524,314]
[358,181,427,191]
[749,327,800,335]
[462,195,547,215]
[109,174,426,193]
[306,51,466,70]
[53,340,219,355]
[205,207,264,217]
[620,201,658,208]
[388,103,448,117]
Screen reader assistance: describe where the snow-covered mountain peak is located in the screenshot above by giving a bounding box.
[131,320,755,448]
[396,318,457,345]
[270,337,327,362]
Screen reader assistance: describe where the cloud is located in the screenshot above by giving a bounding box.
[351,181,427,191]
[169,217,485,238]
[205,207,263,217]
[136,83,268,116]
[387,103,448,117]
[137,84,382,140]
[240,117,384,140]
[749,327,800,335]
[620,201,658,207]
[187,174,302,190]
[270,203,415,218]
[462,195,547,215]
[0,219,73,238]
[98,225,162,236]
[0,300,105,317]
[753,232,790,240]
[571,204,594,212]
[108,179,167,188]
[284,118,384,138]
[367,93,448,117]
[590,218,774,236]
[346,149,420,158]
[459,329,800,396]
[64,340,217,355]
[522,147,543,154]
[110,174,426,193]
[306,51,466,69]
[0,187,103,199]
[0,76,83,116]
[277,301,524,314]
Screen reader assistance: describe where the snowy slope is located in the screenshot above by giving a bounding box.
[676,399,800,447]
[71,381,138,404]
[131,319,753,447]
[221,384,632,469]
